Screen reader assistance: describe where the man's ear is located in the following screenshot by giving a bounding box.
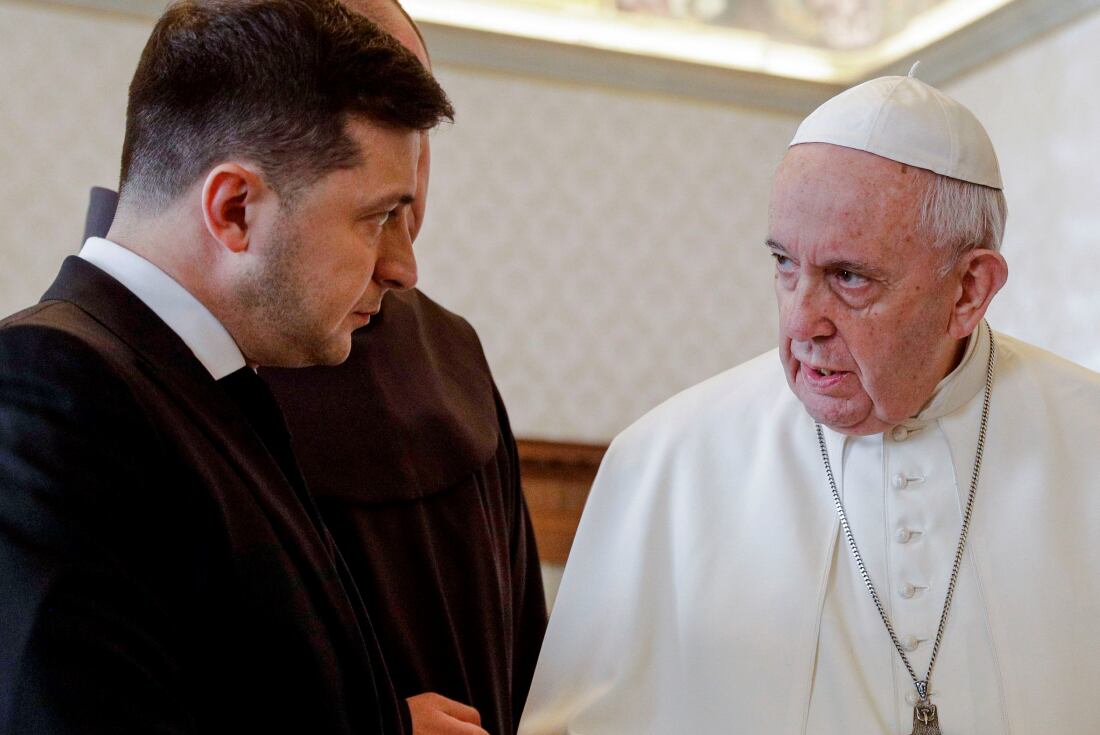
[949,247,1009,339]
[201,163,270,254]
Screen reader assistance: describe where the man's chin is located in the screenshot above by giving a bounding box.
[260,334,351,369]
[311,336,353,366]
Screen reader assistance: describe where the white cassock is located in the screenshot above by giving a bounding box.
[519,322,1100,734]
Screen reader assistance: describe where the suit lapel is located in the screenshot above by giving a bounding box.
[41,259,324,541]
[39,257,387,717]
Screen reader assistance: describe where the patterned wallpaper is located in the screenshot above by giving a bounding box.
[2,0,1099,445]
[0,2,148,309]
[419,69,796,441]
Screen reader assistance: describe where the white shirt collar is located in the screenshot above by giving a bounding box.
[78,237,246,380]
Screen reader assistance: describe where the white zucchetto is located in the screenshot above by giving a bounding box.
[790,67,1003,190]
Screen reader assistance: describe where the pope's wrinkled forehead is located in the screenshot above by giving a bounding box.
[774,141,934,193]
[769,143,931,243]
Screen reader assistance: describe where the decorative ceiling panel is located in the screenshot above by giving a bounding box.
[23,0,1100,111]
[407,0,1089,83]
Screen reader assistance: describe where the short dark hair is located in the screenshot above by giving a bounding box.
[119,0,453,209]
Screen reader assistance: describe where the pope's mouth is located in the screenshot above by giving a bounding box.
[800,362,852,389]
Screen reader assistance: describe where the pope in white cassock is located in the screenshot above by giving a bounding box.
[519,71,1100,735]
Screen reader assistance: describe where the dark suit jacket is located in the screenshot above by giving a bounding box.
[0,257,402,734]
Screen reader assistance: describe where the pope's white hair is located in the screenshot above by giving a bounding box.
[919,174,1007,273]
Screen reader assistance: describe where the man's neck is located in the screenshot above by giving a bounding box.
[106,211,245,362]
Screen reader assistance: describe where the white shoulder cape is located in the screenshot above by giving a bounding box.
[520,334,1100,734]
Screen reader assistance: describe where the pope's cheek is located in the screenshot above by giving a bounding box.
[778,343,799,386]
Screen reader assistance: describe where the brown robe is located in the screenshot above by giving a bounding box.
[262,289,547,735]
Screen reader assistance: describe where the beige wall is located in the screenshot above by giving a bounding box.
[1,0,1098,445]
[0,2,149,310]
[944,10,1100,374]
[421,69,796,442]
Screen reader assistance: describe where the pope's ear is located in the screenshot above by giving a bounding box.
[200,163,269,254]
[949,247,1008,339]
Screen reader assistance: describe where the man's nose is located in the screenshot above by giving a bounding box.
[374,216,418,291]
[781,280,835,342]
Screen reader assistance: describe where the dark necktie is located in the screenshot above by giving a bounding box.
[217,367,331,551]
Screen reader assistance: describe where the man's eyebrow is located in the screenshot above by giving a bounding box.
[359,192,415,215]
[765,238,787,253]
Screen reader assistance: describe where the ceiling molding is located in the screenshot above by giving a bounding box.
[421,0,1100,113]
[866,0,1100,85]
[14,0,1100,113]
[420,22,838,115]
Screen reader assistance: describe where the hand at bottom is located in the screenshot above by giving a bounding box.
[407,692,488,735]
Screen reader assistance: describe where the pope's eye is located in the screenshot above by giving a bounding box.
[378,211,390,226]
[772,253,792,268]
[836,270,868,286]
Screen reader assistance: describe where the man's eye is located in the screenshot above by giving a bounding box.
[836,270,868,286]
[378,210,391,226]
[772,253,792,269]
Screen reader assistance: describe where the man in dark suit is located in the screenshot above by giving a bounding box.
[82,4,549,734]
[0,1,452,733]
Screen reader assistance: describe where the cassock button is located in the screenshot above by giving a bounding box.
[891,473,909,490]
[899,582,917,599]
[902,635,921,652]
[896,527,913,544]
[892,426,910,441]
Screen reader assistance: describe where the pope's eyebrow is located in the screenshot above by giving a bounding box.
[764,238,888,280]
[824,258,888,280]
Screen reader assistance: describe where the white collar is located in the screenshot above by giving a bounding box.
[78,237,246,380]
[819,321,991,451]
[910,319,991,426]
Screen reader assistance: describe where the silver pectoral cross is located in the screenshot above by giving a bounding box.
[910,700,941,735]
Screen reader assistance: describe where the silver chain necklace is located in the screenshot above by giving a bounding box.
[814,326,995,735]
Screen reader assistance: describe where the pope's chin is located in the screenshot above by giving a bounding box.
[787,363,879,436]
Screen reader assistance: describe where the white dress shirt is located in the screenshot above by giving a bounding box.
[78,237,245,379]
